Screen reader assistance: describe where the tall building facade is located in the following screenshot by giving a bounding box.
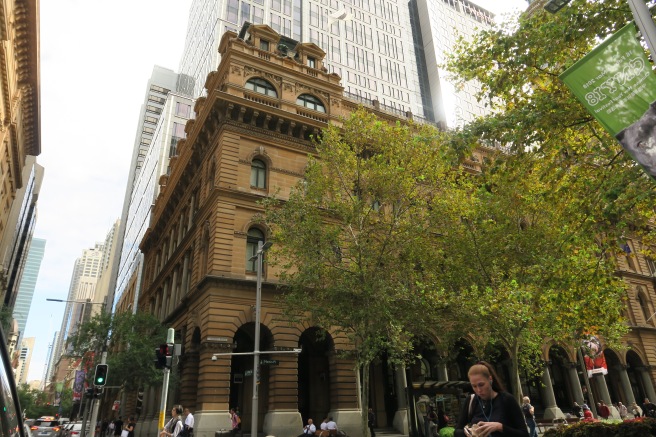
[0,0,41,311]
[108,67,194,313]
[177,0,493,126]
[14,336,34,384]
[49,243,105,382]
[12,237,46,343]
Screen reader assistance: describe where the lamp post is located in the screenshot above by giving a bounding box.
[47,298,105,437]
[250,240,272,437]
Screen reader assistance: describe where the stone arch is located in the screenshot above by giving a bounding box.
[448,338,477,382]
[626,349,649,404]
[229,322,275,433]
[548,344,576,413]
[604,348,624,404]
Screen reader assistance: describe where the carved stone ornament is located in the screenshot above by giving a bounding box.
[231,65,243,76]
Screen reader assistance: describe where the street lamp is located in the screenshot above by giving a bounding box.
[249,240,272,437]
[543,0,570,14]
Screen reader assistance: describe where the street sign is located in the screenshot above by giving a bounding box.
[260,359,279,365]
[112,401,120,411]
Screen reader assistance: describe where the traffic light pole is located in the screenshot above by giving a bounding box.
[88,350,107,437]
[158,328,175,430]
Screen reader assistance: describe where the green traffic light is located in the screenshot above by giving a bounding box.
[97,377,104,383]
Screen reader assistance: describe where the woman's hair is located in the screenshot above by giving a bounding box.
[468,361,506,393]
[522,396,530,404]
[174,405,183,415]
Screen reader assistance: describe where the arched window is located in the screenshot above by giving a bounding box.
[637,288,653,324]
[250,159,267,188]
[245,78,278,97]
[246,228,265,271]
[296,94,326,113]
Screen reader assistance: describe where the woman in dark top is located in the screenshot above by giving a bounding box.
[455,361,529,437]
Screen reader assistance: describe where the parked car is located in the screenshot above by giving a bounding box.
[30,418,61,437]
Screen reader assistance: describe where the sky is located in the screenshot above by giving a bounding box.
[24,0,528,383]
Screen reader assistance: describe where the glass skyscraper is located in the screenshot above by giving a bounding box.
[12,237,45,344]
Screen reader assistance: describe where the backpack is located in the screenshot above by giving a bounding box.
[179,424,188,437]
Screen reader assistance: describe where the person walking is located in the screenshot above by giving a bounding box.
[160,406,184,437]
[113,417,123,437]
[184,408,194,437]
[521,397,538,437]
[454,361,529,437]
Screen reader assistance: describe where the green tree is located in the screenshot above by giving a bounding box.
[65,311,167,390]
[263,108,458,436]
[18,384,58,419]
[443,0,656,397]
[434,152,628,400]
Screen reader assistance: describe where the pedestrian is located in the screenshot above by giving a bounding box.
[522,396,538,437]
[618,402,628,419]
[571,402,582,418]
[454,361,529,437]
[229,408,241,437]
[367,408,375,437]
[126,417,136,437]
[160,405,184,437]
[108,421,115,437]
[582,404,593,420]
[326,417,337,432]
[631,401,642,417]
[113,417,123,437]
[644,398,656,417]
[184,408,194,437]
[299,418,316,437]
[598,401,610,419]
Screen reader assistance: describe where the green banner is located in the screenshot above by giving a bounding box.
[561,23,656,178]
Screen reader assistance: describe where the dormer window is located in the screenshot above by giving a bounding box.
[297,94,326,113]
[307,57,316,68]
[260,40,270,51]
[245,78,278,97]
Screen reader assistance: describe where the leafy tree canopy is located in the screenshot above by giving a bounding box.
[65,311,167,390]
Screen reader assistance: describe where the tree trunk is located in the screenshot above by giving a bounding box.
[510,342,522,402]
[361,363,370,437]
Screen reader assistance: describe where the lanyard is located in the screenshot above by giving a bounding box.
[477,397,493,422]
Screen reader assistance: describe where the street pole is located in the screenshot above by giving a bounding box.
[577,347,597,418]
[251,241,265,437]
[627,0,656,57]
[88,349,107,437]
[158,328,175,430]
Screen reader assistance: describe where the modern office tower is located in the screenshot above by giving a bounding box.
[414,0,494,128]
[107,67,194,313]
[12,237,46,343]
[178,0,494,125]
[93,220,121,316]
[50,243,105,372]
[43,330,58,389]
[0,0,40,311]
[1,156,45,312]
[178,0,421,115]
[14,337,35,385]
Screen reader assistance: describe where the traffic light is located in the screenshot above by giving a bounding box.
[94,364,109,386]
[154,347,165,369]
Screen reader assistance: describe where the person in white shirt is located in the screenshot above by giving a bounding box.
[298,418,316,437]
[326,418,337,430]
[320,419,328,431]
[184,408,194,437]
[159,406,184,437]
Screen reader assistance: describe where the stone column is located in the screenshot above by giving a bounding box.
[194,345,233,437]
[618,366,637,406]
[328,351,361,437]
[593,374,612,405]
[540,366,565,419]
[639,367,656,402]
[263,352,302,437]
[437,363,449,382]
[566,364,585,405]
[392,367,409,434]
[137,386,157,437]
